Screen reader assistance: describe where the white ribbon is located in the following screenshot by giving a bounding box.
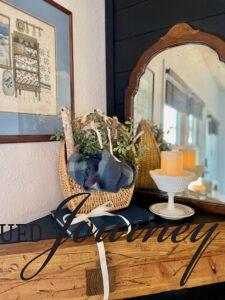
[63,201,131,300]
[90,121,104,149]
[107,127,113,156]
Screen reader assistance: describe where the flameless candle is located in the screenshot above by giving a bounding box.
[161,151,184,176]
[189,178,206,193]
[180,148,196,169]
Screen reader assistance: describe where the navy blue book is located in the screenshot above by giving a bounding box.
[51,205,154,239]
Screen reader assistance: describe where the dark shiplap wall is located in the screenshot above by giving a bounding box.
[106,0,225,121]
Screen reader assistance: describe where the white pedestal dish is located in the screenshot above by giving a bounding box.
[149,169,195,220]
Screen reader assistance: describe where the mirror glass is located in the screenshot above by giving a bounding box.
[133,44,225,202]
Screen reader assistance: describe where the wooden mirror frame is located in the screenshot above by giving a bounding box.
[126,23,225,215]
[125,23,225,120]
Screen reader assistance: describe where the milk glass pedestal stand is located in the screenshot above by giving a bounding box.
[150,170,195,220]
[180,164,205,197]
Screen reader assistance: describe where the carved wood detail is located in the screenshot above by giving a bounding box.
[125,23,225,120]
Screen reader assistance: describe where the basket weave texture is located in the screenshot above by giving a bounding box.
[135,120,161,189]
[59,140,134,214]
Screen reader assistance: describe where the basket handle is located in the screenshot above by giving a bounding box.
[61,107,75,159]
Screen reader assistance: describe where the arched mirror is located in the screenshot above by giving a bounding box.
[125,23,225,205]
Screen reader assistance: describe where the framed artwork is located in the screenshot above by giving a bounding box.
[0,0,74,143]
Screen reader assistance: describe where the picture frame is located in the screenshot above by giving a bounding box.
[0,0,74,143]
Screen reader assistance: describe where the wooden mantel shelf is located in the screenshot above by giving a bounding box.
[1,192,225,299]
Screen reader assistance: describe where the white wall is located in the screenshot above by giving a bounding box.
[0,0,106,224]
[56,0,106,116]
[149,44,220,125]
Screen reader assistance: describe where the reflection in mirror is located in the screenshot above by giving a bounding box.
[133,67,154,128]
[133,44,225,202]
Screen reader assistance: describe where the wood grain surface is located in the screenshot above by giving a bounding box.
[0,221,225,299]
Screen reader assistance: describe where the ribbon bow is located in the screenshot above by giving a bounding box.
[70,201,115,225]
[63,201,131,300]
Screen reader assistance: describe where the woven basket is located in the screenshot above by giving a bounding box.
[59,140,135,214]
[135,120,161,189]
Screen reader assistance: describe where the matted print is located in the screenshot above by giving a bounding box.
[0,13,10,68]
[0,0,57,116]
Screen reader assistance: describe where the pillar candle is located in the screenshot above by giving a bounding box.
[161,151,184,176]
[180,148,196,169]
[189,178,206,193]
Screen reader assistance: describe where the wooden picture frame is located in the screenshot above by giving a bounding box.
[0,0,74,144]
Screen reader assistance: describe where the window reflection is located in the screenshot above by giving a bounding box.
[163,105,177,145]
[133,44,225,202]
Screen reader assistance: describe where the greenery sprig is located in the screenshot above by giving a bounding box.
[149,123,171,151]
[71,111,144,165]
